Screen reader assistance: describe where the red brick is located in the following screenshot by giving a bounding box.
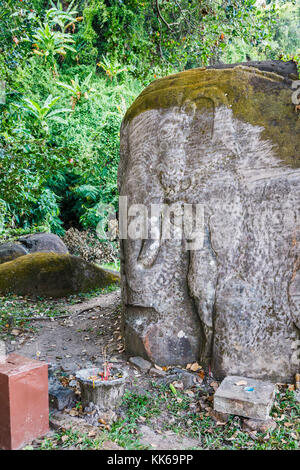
[0,353,49,449]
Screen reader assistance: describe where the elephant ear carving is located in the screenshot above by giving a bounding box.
[190,96,215,142]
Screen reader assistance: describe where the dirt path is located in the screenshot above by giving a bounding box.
[16,290,124,373]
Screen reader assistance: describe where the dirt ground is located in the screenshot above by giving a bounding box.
[15,290,124,371]
[2,289,299,451]
[4,289,205,449]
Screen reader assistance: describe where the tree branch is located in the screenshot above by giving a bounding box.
[155,0,177,30]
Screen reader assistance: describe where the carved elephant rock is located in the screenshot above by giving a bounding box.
[118,61,300,382]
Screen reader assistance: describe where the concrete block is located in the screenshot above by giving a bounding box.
[214,376,276,420]
[0,353,49,450]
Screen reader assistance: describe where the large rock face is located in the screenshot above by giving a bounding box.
[118,61,300,382]
[0,253,119,298]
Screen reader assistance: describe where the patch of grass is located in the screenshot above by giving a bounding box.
[156,385,300,450]
[0,294,68,338]
[118,383,300,450]
[35,385,299,450]
[36,423,146,450]
[67,284,119,304]
[0,284,120,338]
[99,262,120,272]
[101,420,146,450]
[38,430,103,450]
[122,390,162,422]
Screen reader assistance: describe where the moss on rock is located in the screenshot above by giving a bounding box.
[0,253,120,298]
[123,64,300,168]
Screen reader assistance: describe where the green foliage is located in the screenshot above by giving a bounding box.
[0,0,298,238]
[31,22,77,63]
[46,0,79,32]
[221,0,300,64]
[97,55,128,82]
[15,94,73,133]
[57,71,95,108]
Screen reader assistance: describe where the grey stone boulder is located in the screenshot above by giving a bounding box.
[160,369,198,389]
[0,243,28,264]
[48,376,76,411]
[119,60,300,382]
[242,418,277,433]
[18,232,68,254]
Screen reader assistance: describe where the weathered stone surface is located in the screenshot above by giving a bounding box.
[214,376,276,420]
[49,412,100,436]
[164,368,198,388]
[242,418,277,433]
[209,409,229,424]
[149,367,166,377]
[0,253,120,298]
[0,243,28,264]
[76,367,127,411]
[119,61,300,381]
[49,376,76,411]
[129,356,152,372]
[18,232,68,254]
[207,59,298,80]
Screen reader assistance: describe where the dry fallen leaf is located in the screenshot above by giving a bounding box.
[11,329,20,336]
[198,370,205,380]
[185,390,195,397]
[190,362,202,372]
[173,381,184,390]
[210,381,219,391]
[235,380,247,386]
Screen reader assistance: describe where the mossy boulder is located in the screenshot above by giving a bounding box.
[0,233,68,265]
[0,253,120,298]
[122,60,299,167]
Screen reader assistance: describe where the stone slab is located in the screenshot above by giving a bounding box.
[214,376,276,420]
[129,356,152,372]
